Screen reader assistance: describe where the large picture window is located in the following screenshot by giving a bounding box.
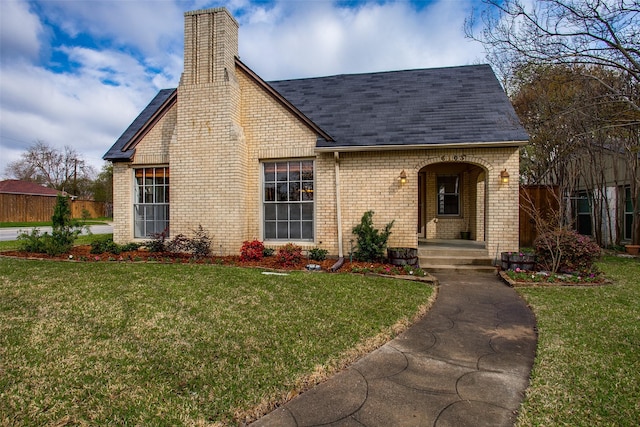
[437,175,460,215]
[263,160,314,241]
[134,167,169,238]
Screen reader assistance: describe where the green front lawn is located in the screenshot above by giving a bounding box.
[0,258,433,425]
[516,256,640,426]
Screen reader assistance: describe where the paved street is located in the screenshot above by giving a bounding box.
[0,224,113,241]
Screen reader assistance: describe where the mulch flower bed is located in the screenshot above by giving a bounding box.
[499,269,611,287]
[1,246,429,278]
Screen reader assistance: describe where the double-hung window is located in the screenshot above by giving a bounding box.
[575,191,592,236]
[437,175,460,216]
[263,160,314,241]
[624,186,634,241]
[133,167,169,238]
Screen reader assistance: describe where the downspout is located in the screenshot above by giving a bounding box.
[331,151,345,271]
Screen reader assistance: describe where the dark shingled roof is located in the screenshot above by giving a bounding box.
[269,64,528,149]
[104,65,528,160]
[103,88,176,161]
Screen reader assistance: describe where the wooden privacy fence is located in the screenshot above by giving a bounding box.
[0,194,108,222]
[519,185,560,247]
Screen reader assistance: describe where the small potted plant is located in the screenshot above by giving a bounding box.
[625,244,640,255]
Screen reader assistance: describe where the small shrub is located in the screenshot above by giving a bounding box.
[166,234,191,253]
[16,228,48,253]
[164,226,212,259]
[146,229,169,252]
[352,210,394,262]
[90,236,122,255]
[263,247,275,257]
[403,264,427,277]
[241,240,265,261]
[308,247,328,261]
[81,209,92,221]
[121,242,143,252]
[189,225,212,258]
[49,195,83,255]
[534,227,601,273]
[276,243,303,267]
[17,196,83,255]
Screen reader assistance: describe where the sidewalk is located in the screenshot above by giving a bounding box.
[251,272,537,426]
[0,224,113,241]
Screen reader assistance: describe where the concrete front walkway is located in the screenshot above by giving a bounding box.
[251,272,537,427]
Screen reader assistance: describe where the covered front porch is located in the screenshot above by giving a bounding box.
[417,162,486,242]
[410,154,519,260]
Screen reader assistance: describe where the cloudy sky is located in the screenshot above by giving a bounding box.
[0,0,488,175]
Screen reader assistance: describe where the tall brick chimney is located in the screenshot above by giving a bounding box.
[171,8,247,254]
[182,8,239,85]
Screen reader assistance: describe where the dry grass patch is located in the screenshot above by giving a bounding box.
[0,258,433,426]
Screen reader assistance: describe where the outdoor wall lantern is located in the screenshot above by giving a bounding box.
[500,169,510,184]
[399,169,407,184]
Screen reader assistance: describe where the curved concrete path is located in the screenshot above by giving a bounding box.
[251,272,537,427]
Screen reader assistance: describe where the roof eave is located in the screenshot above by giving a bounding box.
[122,90,178,153]
[315,140,529,153]
[0,191,59,197]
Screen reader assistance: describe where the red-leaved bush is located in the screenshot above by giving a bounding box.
[276,243,303,267]
[240,240,265,261]
[534,228,601,273]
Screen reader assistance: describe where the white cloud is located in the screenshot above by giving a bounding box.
[0,61,156,174]
[238,0,484,80]
[0,0,486,177]
[36,0,184,57]
[0,0,44,63]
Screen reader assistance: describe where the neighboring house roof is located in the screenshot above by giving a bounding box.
[0,180,71,197]
[104,88,177,162]
[104,64,528,161]
[270,64,529,151]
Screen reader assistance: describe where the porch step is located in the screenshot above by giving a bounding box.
[419,254,494,266]
[421,264,497,273]
[418,248,490,258]
[418,240,496,273]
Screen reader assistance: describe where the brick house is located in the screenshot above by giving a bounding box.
[104,7,528,259]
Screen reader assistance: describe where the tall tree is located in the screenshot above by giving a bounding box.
[4,140,96,198]
[91,163,113,204]
[510,63,639,244]
[467,0,640,245]
[466,0,640,110]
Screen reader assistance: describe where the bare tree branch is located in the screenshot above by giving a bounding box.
[466,0,640,111]
[3,140,96,198]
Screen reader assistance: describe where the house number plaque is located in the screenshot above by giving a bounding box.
[441,155,466,162]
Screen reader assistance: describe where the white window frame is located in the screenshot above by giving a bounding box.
[437,174,460,216]
[133,167,169,238]
[624,186,633,241]
[262,160,314,242]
